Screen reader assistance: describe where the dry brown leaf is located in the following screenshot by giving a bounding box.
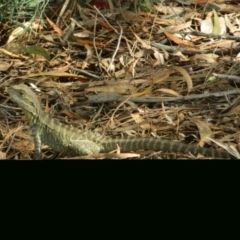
[46,17,63,35]
[12,140,34,153]
[174,112,185,125]
[164,31,197,49]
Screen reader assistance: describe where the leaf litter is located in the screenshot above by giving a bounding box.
[1,0,240,159]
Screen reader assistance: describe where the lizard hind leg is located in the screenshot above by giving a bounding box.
[68,139,103,156]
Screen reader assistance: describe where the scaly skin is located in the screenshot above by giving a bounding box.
[8,84,235,159]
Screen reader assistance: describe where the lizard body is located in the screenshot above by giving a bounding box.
[8,84,235,159]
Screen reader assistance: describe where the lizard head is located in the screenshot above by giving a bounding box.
[8,84,42,119]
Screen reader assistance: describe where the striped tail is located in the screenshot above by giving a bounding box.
[100,138,234,159]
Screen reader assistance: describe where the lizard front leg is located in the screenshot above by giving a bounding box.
[32,128,42,160]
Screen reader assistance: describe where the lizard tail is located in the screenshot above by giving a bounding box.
[100,138,234,159]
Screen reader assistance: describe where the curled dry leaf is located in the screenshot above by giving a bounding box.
[171,66,193,92]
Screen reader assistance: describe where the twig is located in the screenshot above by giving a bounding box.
[107,21,123,72]
[93,6,118,33]
[213,73,240,83]
[93,13,102,72]
[70,67,100,79]
[189,31,240,42]
[104,96,131,134]
[56,0,70,26]
[131,89,240,104]
[150,41,240,56]
[87,89,240,104]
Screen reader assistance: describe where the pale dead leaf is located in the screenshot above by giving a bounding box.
[131,78,154,97]
[0,151,6,160]
[0,61,11,71]
[86,82,135,95]
[201,14,226,35]
[40,34,54,42]
[153,3,183,15]
[174,112,185,125]
[155,88,181,97]
[201,17,213,34]
[172,66,193,92]
[72,152,141,159]
[114,68,127,78]
[200,40,236,50]
[85,44,94,61]
[153,50,164,66]
[190,118,213,147]
[134,49,153,58]
[73,30,92,38]
[131,113,151,130]
[161,102,175,126]
[224,14,237,34]
[170,21,192,33]
[228,105,240,115]
[7,21,42,43]
[23,70,81,79]
[133,33,151,49]
[116,10,138,23]
[101,58,115,72]
[0,47,28,60]
[173,51,190,61]
[207,137,240,159]
[193,53,219,63]
[82,60,88,69]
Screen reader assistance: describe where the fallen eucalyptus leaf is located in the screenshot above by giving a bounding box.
[19,45,51,61]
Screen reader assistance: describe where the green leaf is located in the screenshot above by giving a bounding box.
[19,45,51,61]
[212,9,221,35]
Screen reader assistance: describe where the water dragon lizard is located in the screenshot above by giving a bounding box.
[8,84,235,159]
